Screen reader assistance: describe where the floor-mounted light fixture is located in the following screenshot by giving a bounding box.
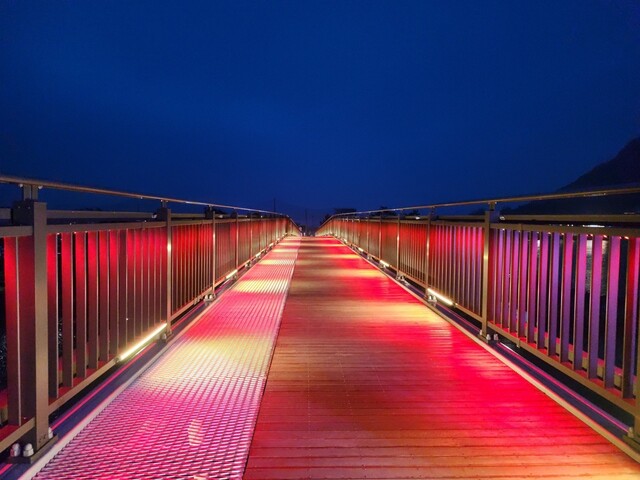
[427,288,454,307]
[226,269,238,280]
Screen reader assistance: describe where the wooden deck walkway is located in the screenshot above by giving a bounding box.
[245,237,640,480]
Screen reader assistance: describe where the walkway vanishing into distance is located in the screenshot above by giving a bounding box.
[25,237,640,479]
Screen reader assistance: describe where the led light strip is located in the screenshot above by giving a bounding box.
[118,323,167,362]
[427,288,455,307]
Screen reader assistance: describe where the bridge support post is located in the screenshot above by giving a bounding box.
[625,257,640,450]
[11,196,55,455]
[396,214,401,276]
[378,214,382,260]
[235,211,239,269]
[480,204,499,340]
[205,207,216,294]
[157,206,173,335]
[423,209,433,294]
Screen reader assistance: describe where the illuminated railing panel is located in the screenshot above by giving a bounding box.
[0,176,298,454]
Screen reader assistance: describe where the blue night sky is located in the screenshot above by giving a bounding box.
[1,1,640,223]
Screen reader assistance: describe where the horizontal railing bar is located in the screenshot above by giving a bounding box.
[435,215,484,221]
[48,210,155,220]
[324,184,640,219]
[431,219,484,228]
[490,223,640,237]
[501,214,640,223]
[47,221,166,234]
[170,218,212,227]
[0,225,32,238]
[171,213,206,219]
[0,174,286,216]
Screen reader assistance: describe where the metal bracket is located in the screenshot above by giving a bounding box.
[623,429,640,452]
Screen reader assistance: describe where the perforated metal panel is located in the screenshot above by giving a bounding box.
[35,238,300,480]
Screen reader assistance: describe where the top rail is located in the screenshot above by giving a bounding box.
[324,184,640,218]
[0,174,284,216]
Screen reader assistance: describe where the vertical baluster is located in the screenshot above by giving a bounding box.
[135,229,143,336]
[142,228,149,331]
[476,225,483,314]
[517,231,529,338]
[587,235,603,378]
[87,232,99,370]
[161,207,172,325]
[560,234,574,363]
[47,234,59,397]
[98,231,109,362]
[621,238,639,397]
[75,232,87,379]
[572,234,588,371]
[527,231,539,342]
[127,230,136,341]
[118,230,128,349]
[603,236,620,388]
[108,229,119,356]
[61,233,74,387]
[502,230,512,329]
[548,232,561,357]
[536,232,550,350]
[509,230,520,333]
[495,229,504,326]
[4,238,22,425]
[459,226,465,307]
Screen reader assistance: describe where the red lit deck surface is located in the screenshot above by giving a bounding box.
[245,237,640,480]
[33,237,300,480]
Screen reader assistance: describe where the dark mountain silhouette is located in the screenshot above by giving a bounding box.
[510,136,640,214]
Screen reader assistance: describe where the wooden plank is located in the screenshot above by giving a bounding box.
[246,237,640,480]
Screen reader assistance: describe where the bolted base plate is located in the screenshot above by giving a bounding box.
[8,435,58,464]
[623,433,640,453]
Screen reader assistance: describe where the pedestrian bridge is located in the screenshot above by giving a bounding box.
[1,176,640,479]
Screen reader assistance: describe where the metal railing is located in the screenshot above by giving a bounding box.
[317,186,640,446]
[0,176,299,455]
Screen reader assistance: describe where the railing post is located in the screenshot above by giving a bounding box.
[205,207,216,295]
[249,214,253,261]
[424,209,433,293]
[480,203,498,339]
[212,211,216,290]
[235,211,239,269]
[396,214,401,274]
[378,214,382,260]
[157,206,172,333]
[366,217,370,253]
[11,194,53,452]
[621,238,640,448]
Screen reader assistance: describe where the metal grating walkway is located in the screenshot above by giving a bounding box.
[32,237,300,480]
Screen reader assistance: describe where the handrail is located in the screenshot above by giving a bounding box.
[321,183,640,222]
[0,174,286,216]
